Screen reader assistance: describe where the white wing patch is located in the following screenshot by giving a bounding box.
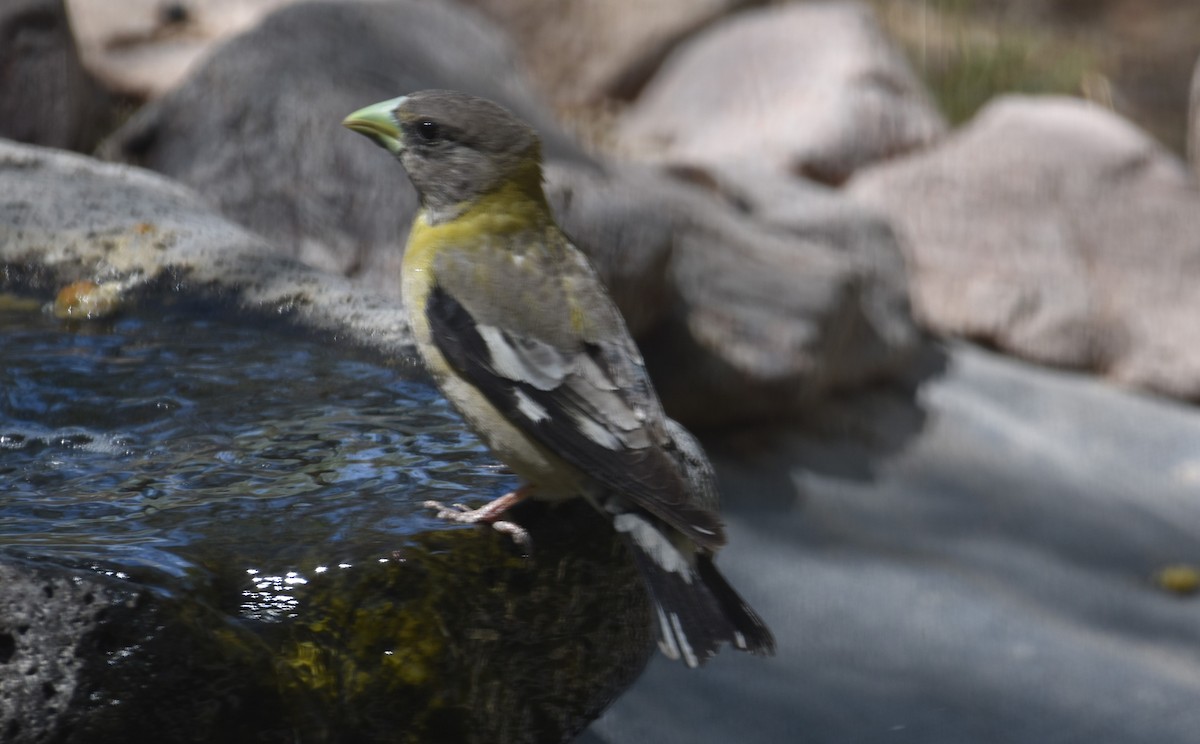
[514,389,550,423]
[576,350,619,392]
[613,513,693,582]
[573,411,622,450]
[477,324,565,391]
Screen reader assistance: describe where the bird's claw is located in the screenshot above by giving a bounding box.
[423,500,474,520]
[423,498,531,551]
[489,520,532,551]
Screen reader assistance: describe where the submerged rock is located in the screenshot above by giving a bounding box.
[52,279,126,320]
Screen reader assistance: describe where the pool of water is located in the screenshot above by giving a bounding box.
[0,296,507,584]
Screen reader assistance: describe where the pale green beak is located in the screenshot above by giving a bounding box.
[343,96,407,155]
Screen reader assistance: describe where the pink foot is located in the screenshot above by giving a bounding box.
[424,487,532,549]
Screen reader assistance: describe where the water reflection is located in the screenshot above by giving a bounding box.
[0,299,506,583]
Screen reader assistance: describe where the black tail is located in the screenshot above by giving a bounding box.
[615,512,775,667]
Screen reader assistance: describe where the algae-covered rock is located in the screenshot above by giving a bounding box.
[270,501,652,743]
[0,499,649,743]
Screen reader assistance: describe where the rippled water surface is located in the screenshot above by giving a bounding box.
[0,299,506,579]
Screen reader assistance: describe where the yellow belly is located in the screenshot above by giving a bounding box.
[401,213,584,500]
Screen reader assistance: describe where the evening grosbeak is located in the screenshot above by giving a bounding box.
[343,90,774,667]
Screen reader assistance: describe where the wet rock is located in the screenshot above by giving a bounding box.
[0,506,649,743]
[461,0,759,106]
[615,1,946,186]
[274,502,652,743]
[849,94,1200,401]
[52,279,125,320]
[0,0,118,152]
[0,555,292,744]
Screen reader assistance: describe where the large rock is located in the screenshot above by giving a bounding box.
[850,94,1200,401]
[615,1,946,186]
[0,139,414,356]
[583,341,1200,743]
[547,162,918,426]
[0,0,116,151]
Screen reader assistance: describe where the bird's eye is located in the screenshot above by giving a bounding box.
[416,119,442,142]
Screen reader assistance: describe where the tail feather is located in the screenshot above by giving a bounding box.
[695,553,775,656]
[615,512,775,667]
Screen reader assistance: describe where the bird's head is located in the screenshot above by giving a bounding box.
[343,89,545,223]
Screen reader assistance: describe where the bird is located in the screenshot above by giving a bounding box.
[343,89,774,667]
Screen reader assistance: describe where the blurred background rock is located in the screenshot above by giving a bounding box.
[56,0,1200,156]
[0,0,124,150]
[60,0,1200,151]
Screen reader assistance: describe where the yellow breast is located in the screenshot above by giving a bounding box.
[398,179,584,496]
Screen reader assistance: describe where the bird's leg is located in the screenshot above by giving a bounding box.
[423,486,533,549]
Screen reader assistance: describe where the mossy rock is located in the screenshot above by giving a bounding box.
[1,501,651,743]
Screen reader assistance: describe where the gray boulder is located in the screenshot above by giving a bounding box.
[67,0,312,99]
[615,1,946,186]
[548,162,918,426]
[850,94,1200,401]
[0,138,414,356]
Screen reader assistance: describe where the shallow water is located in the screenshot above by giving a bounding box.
[0,298,507,586]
